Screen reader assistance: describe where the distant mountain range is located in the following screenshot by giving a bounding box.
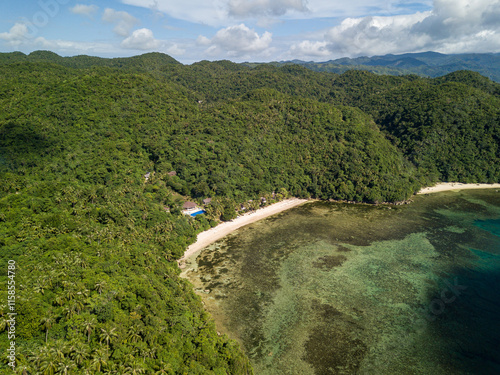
[2,50,500,83]
[272,52,500,82]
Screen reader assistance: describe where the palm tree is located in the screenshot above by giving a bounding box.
[112,363,128,375]
[39,351,57,375]
[82,316,96,343]
[74,298,85,314]
[99,326,118,352]
[15,354,33,375]
[70,341,89,366]
[40,312,55,343]
[65,286,76,302]
[141,345,156,363]
[63,303,76,319]
[0,316,7,333]
[34,280,46,295]
[127,325,142,343]
[88,187,98,204]
[54,293,66,307]
[91,346,108,373]
[154,362,173,375]
[32,346,47,367]
[76,283,89,298]
[49,340,67,361]
[94,280,107,295]
[56,357,76,375]
[125,360,146,375]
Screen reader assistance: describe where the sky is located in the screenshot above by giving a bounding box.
[0,0,499,64]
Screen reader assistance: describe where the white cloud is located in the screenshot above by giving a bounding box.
[120,0,433,26]
[196,35,211,46]
[290,40,330,58]
[227,0,308,17]
[70,4,99,17]
[287,0,500,59]
[324,12,431,56]
[201,24,272,57]
[102,8,139,37]
[165,43,186,55]
[121,28,160,50]
[0,23,30,46]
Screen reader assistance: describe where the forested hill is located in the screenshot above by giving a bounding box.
[275,51,500,83]
[1,51,499,373]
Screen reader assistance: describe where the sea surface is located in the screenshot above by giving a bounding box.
[183,190,500,375]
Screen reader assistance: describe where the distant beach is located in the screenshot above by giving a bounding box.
[418,182,500,195]
[178,198,309,267]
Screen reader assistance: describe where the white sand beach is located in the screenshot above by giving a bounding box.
[179,183,500,266]
[418,182,500,195]
[178,198,309,266]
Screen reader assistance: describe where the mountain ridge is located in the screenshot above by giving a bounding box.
[271,51,500,82]
[2,50,500,82]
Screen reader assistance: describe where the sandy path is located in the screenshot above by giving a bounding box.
[418,182,500,194]
[178,198,309,265]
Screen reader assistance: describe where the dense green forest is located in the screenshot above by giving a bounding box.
[1,51,499,374]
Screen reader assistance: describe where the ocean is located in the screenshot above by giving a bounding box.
[183,190,500,374]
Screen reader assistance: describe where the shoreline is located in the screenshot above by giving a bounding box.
[417,182,500,195]
[178,198,309,267]
[178,183,500,267]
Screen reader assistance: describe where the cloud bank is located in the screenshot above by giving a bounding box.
[291,0,500,59]
[199,24,273,57]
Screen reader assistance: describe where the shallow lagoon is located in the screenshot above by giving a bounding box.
[183,190,500,374]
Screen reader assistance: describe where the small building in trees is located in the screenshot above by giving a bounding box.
[183,201,197,210]
[183,201,205,217]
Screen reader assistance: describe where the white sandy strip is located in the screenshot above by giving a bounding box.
[179,198,309,264]
[418,182,500,195]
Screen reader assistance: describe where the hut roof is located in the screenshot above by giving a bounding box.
[183,201,197,209]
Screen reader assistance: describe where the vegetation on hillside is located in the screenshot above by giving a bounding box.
[0,51,499,373]
[325,71,500,182]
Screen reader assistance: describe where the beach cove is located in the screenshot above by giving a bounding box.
[180,187,500,374]
[180,183,500,267]
[178,198,309,269]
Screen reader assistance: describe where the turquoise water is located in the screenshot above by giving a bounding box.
[183,190,500,374]
[190,210,206,217]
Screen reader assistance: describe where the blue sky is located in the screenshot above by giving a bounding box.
[1,0,499,63]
